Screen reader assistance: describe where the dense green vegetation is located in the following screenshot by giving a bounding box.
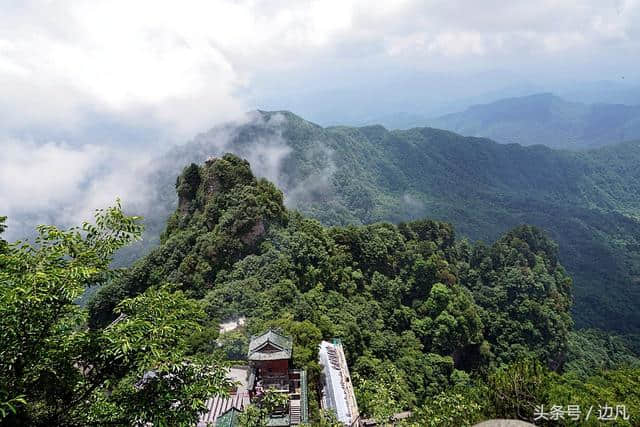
[427,93,640,150]
[134,111,640,336]
[2,155,638,425]
[87,156,639,425]
[406,359,640,426]
[0,206,232,426]
[565,329,640,377]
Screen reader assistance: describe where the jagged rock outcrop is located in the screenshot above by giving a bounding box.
[88,154,287,328]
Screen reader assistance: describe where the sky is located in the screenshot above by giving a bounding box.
[1,0,640,239]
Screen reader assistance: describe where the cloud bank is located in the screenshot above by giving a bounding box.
[0,140,153,241]
[2,0,639,140]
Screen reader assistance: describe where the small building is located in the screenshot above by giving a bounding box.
[248,329,293,382]
[247,329,308,426]
[318,339,360,426]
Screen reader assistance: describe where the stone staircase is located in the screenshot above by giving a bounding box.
[290,399,301,425]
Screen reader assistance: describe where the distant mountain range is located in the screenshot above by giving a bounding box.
[425,93,640,150]
[366,93,640,150]
[124,111,640,335]
[256,74,640,129]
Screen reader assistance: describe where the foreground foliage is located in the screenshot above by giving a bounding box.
[0,206,231,426]
[406,360,640,426]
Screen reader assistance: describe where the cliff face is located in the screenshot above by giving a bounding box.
[89,154,287,327]
[168,154,286,246]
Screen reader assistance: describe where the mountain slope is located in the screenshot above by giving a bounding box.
[127,111,640,333]
[426,93,640,150]
[89,155,576,421]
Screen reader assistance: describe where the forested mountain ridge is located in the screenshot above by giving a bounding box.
[3,155,638,425]
[86,155,640,425]
[129,111,640,334]
[426,93,640,150]
[88,156,564,419]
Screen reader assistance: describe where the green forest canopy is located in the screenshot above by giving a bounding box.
[133,110,640,335]
[85,155,639,425]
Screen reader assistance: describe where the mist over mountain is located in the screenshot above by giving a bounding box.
[425,93,640,150]
[118,111,640,336]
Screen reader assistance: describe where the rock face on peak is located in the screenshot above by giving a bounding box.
[89,154,287,328]
[166,154,285,244]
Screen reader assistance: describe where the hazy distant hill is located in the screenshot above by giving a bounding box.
[126,111,640,334]
[426,93,640,150]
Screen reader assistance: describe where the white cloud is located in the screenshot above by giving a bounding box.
[186,112,294,187]
[1,0,639,140]
[380,0,640,61]
[0,1,247,141]
[0,139,153,241]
